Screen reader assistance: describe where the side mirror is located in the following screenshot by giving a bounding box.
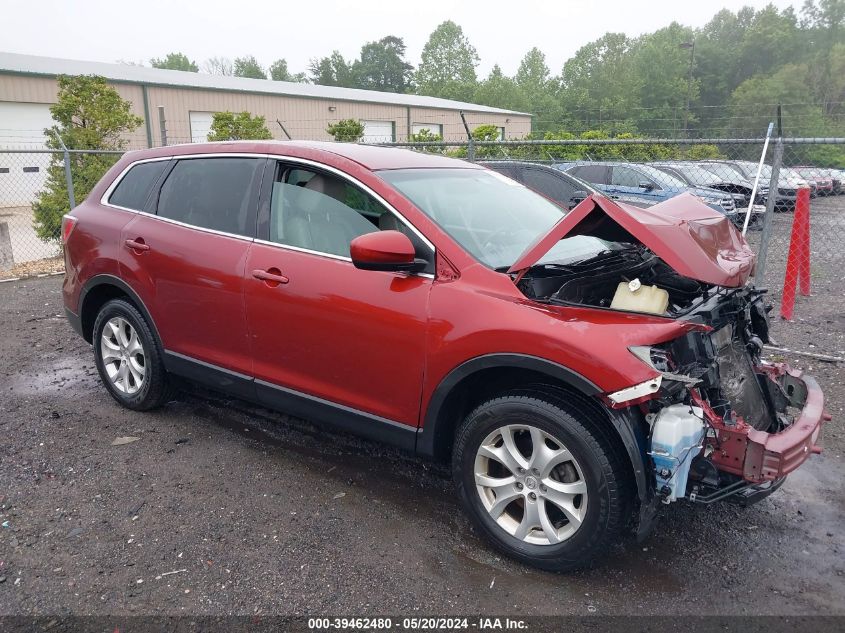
[569,190,590,207]
[350,230,426,273]
[639,181,655,191]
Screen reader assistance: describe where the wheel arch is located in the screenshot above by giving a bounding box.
[417,353,649,505]
[78,274,161,348]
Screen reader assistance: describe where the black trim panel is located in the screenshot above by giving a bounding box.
[417,353,601,458]
[164,351,255,401]
[162,350,417,453]
[255,379,417,452]
[64,307,83,338]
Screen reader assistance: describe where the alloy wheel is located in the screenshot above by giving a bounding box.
[474,424,588,545]
[100,316,146,395]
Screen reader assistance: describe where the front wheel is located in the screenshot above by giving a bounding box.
[92,298,174,411]
[452,391,633,571]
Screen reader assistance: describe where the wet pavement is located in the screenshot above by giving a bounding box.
[1,276,843,616]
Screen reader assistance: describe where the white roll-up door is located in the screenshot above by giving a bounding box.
[362,120,394,143]
[189,111,215,143]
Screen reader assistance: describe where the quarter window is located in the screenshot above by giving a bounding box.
[156,157,263,237]
[109,161,168,211]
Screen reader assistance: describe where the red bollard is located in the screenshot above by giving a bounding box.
[781,187,811,320]
[797,189,811,296]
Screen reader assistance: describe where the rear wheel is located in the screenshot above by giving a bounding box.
[92,299,173,411]
[453,391,632,571]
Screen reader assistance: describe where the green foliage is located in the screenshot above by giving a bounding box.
[415,21,479,101]
[686,144,725,159]
[473,66,529,113]
[354,36,414,93]
[150,52,198,72]
[309,52,357,87]
[269,59,307,83]
[326,119,365,142]
[33,75,142,242]
[207,111,273,141]
[233,56,267,79]
[409,128,444,153]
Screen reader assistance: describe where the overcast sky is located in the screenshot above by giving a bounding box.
[5,0,798,77]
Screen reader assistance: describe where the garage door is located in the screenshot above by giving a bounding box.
[189,111,215,143]
[362,120,394,143]
[412,123,442,137]
[0,102,54,207]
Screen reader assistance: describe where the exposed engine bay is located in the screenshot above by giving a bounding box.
[516,244,711,318]
[515,241,826,509]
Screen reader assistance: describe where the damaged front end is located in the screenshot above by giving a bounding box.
[510,193,829,514]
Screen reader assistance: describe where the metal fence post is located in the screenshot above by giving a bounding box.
[55,135,76,209]
[158,106,167,147]
[755,137,783,282]
[459,111,475,162]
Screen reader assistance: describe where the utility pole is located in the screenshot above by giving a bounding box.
[679,40,695,138]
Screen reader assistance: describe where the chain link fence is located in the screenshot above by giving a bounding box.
[1,135,843,357]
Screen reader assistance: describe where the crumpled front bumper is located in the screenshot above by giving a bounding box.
[696,365,829,483]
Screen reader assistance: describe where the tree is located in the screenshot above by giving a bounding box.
[233,55,267,79]
[354,36,414,93]
[472,65,528,113]
[514,48,561,131]
[269,59,307,83]
[326,119,364,142]
[309,51,357,87]
[207,111,273,141]
[33,75,142,242]
[203,57,233,76]
[415,21,479,101]
[559,33,640,133]
[150,52,198,72]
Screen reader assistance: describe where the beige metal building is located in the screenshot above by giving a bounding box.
[0,51,532,150]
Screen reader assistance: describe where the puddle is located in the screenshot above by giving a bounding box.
[10,355,97,395]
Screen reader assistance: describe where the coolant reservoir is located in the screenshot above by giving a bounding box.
[649,404,705,503]
[610,278,669,315]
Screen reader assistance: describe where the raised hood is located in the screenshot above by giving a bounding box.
[508,193,755,287]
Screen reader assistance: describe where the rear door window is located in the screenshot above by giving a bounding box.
[522,167,574,207]
[570,164,608,184]
[611,165,656,189]
[109,160,168,211]
[156,157,264,237]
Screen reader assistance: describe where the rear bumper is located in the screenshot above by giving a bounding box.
[700,365,829,483]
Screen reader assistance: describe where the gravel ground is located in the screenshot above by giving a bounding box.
[1,276,843,618]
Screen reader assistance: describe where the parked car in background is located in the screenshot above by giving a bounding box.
[61,141,827,572]
[790,167,836,195]
[555,161,741,224]
[480,161,595,210]
[649,161,766,225]
[479,161,656,211]
[701,161,800,211]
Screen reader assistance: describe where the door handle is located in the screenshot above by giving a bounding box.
[252,268,289,286]
[124,238,150,252]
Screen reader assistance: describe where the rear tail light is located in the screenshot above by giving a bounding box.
[61,215,78,244]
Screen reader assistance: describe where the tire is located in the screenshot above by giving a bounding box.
[92,298,174,411]
[452,389,633,572]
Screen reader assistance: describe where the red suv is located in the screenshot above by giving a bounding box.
[62,142,828,571]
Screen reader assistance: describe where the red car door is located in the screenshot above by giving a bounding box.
[119,156,265,383]
[244,162,433,430]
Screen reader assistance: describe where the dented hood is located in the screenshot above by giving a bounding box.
[508,193,756,287]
